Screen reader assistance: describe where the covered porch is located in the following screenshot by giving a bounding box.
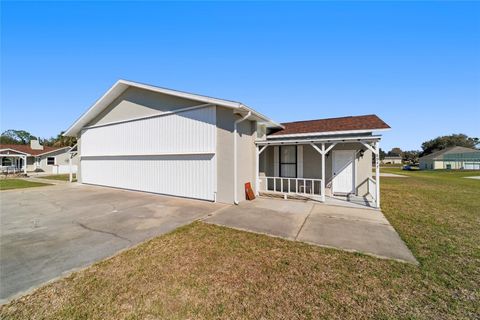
[0,150,28,174]
[255,135,381,208]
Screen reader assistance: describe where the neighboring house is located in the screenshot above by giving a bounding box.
[382,156,402,165]
[0,140,78,174]
[64,80,390,207]
[419,146,480,170]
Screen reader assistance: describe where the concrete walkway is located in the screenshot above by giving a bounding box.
[205,198,417,264]
[465,176,480,180]
[380,172,408,177]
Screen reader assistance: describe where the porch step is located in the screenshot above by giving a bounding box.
[259,191,321,202]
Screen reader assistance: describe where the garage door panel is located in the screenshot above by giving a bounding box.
[81,154,215,201]
[81,106,216,156]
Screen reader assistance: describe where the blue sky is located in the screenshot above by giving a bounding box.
[1,1,479,151]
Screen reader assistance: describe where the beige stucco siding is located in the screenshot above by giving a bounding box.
[302,144,322,179]
[87,87,203,127]
[237,117,256,202]
[215,107,235,203]
[215,107,257,204]
[35,149,77,173]
[26,157,35,171]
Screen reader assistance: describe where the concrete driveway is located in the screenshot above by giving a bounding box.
[0,183,224,303]
[205,198,417,264]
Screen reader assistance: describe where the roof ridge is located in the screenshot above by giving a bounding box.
[119,79,243,105]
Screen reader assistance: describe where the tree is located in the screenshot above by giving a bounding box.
[421,134,479,156]
[44,131,77,147]
[0,129,36,144]
[379,148,386,160]
[402,150,420,165]
[387,147,403,157]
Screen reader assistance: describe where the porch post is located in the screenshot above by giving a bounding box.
[375,141,380,208]
[321,143,326,202]
[69,155,73,183]
[23,155,27,174]
[255,146,259,195]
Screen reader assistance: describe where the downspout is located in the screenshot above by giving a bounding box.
[234,111,252,205]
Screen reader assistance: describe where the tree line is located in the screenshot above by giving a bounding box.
[0,129,77,147]
[381,133,479,164]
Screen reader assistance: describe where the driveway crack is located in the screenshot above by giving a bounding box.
[294,203,316,241]
[75,221,132,244]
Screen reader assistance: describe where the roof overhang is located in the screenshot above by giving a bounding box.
[64,80,283,137]
[268,128,390,139]
[256,135,382,146]
[0,148,31,156]
[35,147,70,157]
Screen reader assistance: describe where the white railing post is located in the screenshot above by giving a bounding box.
[255,146,259,195]
[69,156,73,182]
[321,143,326,202]
[259,176,323,199]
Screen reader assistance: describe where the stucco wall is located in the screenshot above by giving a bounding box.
[215,107,257,204]
[26,157,35,171]
[36,149,77,173]
[87,87,202,127]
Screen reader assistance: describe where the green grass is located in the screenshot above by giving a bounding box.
[1,170,479,319]
[40,174,77,182]
[0,179,52,190]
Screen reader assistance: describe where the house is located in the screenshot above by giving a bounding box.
[0,140,78,174]
[419,146,480,170]
[382,156,403,165]
[64,80,390,207]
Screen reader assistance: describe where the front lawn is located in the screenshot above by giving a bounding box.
[0,179,52,190]
[40,174,76,182]
[1,171,479,319]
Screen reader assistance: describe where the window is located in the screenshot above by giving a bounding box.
[47,157,55,165]
[2,158,12,166]
[280,146,297,178]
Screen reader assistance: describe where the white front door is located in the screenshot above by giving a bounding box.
[332,150,355,195]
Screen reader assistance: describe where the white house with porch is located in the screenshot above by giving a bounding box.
[63,80,390,208]
[256,115,389,208]
[0,140,78,175]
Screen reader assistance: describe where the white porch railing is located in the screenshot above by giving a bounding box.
[259,176,323,200]
[367,177,377,202]
[0,165,18,174]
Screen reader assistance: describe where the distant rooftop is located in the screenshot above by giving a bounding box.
[420,146,480,160]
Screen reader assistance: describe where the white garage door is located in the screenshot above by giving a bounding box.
[80,106,217,201]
